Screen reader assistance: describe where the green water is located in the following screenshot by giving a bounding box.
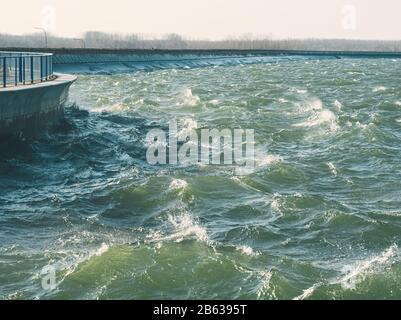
[1,57,401,299]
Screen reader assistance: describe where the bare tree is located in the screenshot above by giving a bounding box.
[1,31,401,52]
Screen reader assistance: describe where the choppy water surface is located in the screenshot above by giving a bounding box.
[2,56,401,299]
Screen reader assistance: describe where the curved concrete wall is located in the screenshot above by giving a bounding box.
[0,73,76,136]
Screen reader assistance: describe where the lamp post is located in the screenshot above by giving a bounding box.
[35,27,48,48]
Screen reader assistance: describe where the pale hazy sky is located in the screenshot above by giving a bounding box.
[2,0,401,40]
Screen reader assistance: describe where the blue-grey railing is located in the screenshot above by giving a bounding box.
[0,51,53,88]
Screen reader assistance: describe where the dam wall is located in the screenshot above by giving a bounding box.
[48,49,401,73]
[51,51,331,73]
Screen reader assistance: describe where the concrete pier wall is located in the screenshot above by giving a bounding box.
[0,73,76,136]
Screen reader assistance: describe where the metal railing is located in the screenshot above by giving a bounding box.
[0,51,53,88]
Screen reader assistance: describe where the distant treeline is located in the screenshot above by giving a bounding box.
[1,32,401,51]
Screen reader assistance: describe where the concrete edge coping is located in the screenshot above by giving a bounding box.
[0,73,77,93]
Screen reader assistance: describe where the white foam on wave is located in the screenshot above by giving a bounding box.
[167,213,208,243]
[149,212,209,244]
[298,99,323,112]
[291,88,308,94]
[230,176,264,194]
[355,121,368,129]
[373,86,386,92]
[334,100,343,111]
[294,245,399,298]
[353,121,375,131]
[37,239,113,293]
[270,193,282,213]
[209,99,220,106]
[270,192,302,216]
[295,102,339,132]
[299,109,337,128]
[327,162,338,177]
[395,101,401,107]
[271,199,280,211]
[236,245,260,257]
[338,244,398,290]
[178,88,201,106]
[94,243,109,257]
[255,154,283,168]
[374,211,401,217]
[92,103,129,113]
[295,99,339,133]
[256,270,275,299]
[169,179,188,191]
[293,283,322,300]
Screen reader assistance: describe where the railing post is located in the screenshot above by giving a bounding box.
[14,57,17,86]
[2,57,6,88]
[40,56,43,82]
[31,56,34,84]
[19,56,23,83]
[45,56,48,80]
[22,57,25,85]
